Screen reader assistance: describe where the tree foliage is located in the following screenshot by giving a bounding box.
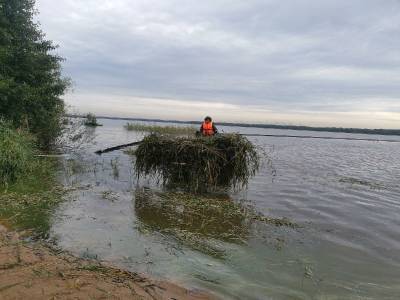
[0,0,69,148]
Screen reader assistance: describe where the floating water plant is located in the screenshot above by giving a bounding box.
[339,176,384,190]
[134,133,260,192]
[135,190,250,243]
[135,190,297,258]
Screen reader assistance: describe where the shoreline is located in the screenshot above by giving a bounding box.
[0,224,217,300]
[67,114,400,136]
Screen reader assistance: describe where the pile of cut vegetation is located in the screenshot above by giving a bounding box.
[134,133,260,192]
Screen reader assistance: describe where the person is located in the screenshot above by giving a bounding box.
[200,116,218,136]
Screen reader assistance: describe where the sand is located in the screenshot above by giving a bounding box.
[0,225,216,300]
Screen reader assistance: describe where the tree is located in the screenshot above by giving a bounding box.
[0,0,69,148]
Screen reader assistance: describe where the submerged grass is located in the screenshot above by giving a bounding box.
[124,123,196,135]
[135,189,297,258]
[134,133,260,192]
[0,158,64,236]
[339,176,384,190]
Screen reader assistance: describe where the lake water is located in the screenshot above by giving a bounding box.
[51,118,400,300]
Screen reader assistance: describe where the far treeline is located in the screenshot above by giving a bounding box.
[219,123,400,136]
[70,115,400,136]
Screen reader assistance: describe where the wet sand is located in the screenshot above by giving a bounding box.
[0,225,216,300]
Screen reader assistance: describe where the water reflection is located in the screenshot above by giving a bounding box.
[134,189,252,258]
[134,188,297,260]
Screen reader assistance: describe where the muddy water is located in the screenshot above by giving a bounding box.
[51,118,400,300]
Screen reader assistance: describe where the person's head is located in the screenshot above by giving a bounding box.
[204,116,212,123]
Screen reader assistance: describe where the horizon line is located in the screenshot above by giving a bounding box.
[67,114,400,135]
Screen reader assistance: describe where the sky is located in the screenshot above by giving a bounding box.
[35,0,400,128]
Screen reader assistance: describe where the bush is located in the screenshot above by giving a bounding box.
[84,113,102,127]
[0,121,36,185]
[134,133,260,192]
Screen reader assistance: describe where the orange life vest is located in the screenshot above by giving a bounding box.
[202,121,215,136]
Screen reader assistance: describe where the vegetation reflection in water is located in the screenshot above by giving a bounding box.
[134,189,297,259]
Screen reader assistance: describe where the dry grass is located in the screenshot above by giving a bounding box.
[133,133,260,192]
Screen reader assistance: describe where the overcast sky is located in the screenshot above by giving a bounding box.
[36,0,400,128]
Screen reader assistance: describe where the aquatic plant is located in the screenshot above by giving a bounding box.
[135,190,250,242]
[101,190,119,202]
[0,158,64,236]
[110,158,120,179]
[339,176,384,190]
[124,123,196,135]
[135,190,297,258]
[134,133,260,192]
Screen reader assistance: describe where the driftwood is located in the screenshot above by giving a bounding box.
[95,141,142,155]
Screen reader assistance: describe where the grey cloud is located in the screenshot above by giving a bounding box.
[36,0,400,116]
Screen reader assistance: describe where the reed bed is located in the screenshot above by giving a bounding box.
[134,133,260,192]
[124,123,196,135]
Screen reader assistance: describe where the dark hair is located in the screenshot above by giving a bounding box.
[204,116,212,121]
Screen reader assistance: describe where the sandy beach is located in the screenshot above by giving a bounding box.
[0,224,216,300]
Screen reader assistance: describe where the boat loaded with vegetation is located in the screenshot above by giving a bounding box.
[133,133,260,192]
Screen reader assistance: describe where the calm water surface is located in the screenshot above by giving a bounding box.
[51,119,400,300]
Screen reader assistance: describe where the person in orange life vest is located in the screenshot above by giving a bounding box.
[200,116,218,136]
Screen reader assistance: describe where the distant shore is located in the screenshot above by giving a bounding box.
[68,114,400,136]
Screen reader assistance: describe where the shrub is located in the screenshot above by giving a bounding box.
[0,121,36,185]
[84,113,102,127]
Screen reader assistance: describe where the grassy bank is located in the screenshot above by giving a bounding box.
[0,159,63,236]
[0,122,63,236]
[124,122,196,135]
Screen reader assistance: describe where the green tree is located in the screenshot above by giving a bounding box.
[0,0,69,148]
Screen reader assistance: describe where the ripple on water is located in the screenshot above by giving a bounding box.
[51,120,400,299]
